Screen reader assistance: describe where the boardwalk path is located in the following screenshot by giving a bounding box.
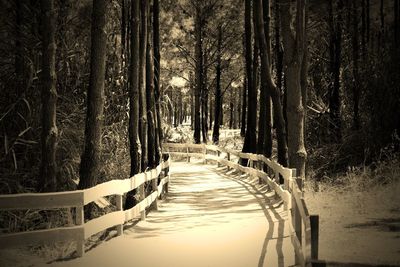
[54,162,295,267]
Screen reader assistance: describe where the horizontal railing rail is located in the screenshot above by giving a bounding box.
[0,156,171,257]
[163,143,319,267]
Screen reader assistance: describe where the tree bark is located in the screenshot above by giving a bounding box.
[279,0,307,179]
[146,5,156,169]
[190,71,195,130]
[329,0,342,142]
[256,0,288,168]
[121,0,127,57]
[263,0,273,157]
[153,0,163,146]
[79,0,107,216]
[39,0,58,192]
[201,54,209,143]
[361,0,366,56]
[125,0,141,210]
[395,0,399,46]
[194,6,202,144]
[139,0,148,169]
[380,0,384,44]
[15,0,26,97]
[257,0,273,156]
[212,25,222,144]
[352,1,360,130]
[274,0,283,93]
[242,0,257,155]
[241,17,248,137]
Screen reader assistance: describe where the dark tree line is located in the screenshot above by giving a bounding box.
[0,0,164,218]
[0,0,399,201]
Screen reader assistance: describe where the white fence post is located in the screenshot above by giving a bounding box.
[140,183,146,220]
[116,195,123,236]
[76,206,84,257]
[152,177,158,210]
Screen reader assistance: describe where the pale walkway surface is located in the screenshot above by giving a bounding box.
[54,162,295,267]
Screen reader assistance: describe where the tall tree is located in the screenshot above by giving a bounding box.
[146,2,156,168]
[139,0,148,169]
[212,25,222,144]
[255,0,288,168]
[352,0,360,130]
[274,0,283,93]
[257,0,272,156]
[262,0,273,157]
[242,0,257,155]
[329,0,343,142]
[201,53,209,143]
[279,0,307,178]
[193,5,203,144]
[125,0,141,209]
[15,0,26,96]
[39,0,58,192]
[395,0,399,46]
[240,14,247,138]
[153,0,163,146]
[79,0,108,215]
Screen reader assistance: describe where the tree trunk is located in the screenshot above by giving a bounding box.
[39,0,58,192]
[153,0,163,145]
[242,0,257,155]
[395,0,399,46]
[301,0,309,130]
[79,0,107,217]
[380,0,384,44]
[329,0,342,142]
[125,0,141,210]
[190,72,195,130]
[259,0,289,169]
[209,94,213,130]
[15,0,26,97]
[262,0,273,157]
[366,0,370,44]
[279,0,307,179]
[240,26,247,137]
[361,0,366,56]
[238,86,242,129]
[139,0,148,170]
[194,7,202,144]
[257,0,272,155]
[274,0,283,93]
[201,54,208,143]
[121,0,127,56]
[212,25,222,144]
[352,1,360,130]
[146,6,156,169]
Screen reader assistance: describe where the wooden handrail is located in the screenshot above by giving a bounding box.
[1,142,317,265]
[163,142,318,267]
[0,156,171,257]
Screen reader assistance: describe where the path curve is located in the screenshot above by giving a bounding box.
[53,161,295,267]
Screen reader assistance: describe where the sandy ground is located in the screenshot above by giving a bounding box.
[305,182,400,265]
[0,162,297,267]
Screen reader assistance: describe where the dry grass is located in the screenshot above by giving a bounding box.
[305,154,400,265]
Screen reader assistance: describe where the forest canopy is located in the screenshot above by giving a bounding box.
[0,0,399,194]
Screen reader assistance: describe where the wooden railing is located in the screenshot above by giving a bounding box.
[0,157,171,257]
[163,143,319,267]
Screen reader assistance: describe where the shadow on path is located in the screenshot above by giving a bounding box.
[211,165,288,267]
